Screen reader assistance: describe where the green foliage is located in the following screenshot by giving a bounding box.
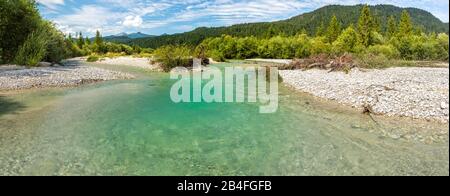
[357,5,376,47]
[95,30,103,46]
[0,0,41,62]
[315,22,326,37]
[42,21,67,63]
[85,36,91,45]
[398,10,413,36]
[332,25,360,54]
[77,32,85,49]
[356,53,390,69]
[123,5,448,49]
[153,45,192,72]
[13,24,48,66]
[326,15,341,43]
[386,15,397,38]
[86,55,99,62]
[366,44,400,59]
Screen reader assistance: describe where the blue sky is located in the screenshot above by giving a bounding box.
[36,0,449,37]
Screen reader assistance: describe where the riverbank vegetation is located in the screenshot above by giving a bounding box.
[0,0,149,66]
[1,2,448,71]
[195,6,448,68]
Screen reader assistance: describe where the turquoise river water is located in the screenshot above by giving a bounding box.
[0,62,448,175]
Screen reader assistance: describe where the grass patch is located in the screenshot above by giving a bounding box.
[86,55,100,62]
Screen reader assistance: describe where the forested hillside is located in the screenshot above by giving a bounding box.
[125,4,449,49]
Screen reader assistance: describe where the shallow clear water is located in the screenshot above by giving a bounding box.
[0,63,448,176]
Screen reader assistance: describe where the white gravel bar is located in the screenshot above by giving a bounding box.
[246,58,292,64]
[95,56,161,70]
[280,67,449,122]
[0,63,134,91]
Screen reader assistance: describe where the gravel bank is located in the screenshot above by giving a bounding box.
[280,67,449,122]
[246,58,292,64]
[0,63,134,91]
[95,56,161,71]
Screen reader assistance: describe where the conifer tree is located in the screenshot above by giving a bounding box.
[94,30,103,46]
[357,5,375,47]
[386,15,397,38]
[77,32,84,49]
[85,36,91,45]
[326,15,341,43]
[68,33,73,43]
[316,22,325,37]
[398,10,413,36]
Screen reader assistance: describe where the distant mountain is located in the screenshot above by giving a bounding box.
[103,32,154,42]
[128,32,153,39]
[124,4,449,49]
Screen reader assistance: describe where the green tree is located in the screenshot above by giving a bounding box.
[332,25,359,53]
[357,5,375,47]
[398,10,413,36]
[265,25,279,38]
[386,15,397,38]
[13,24,48,66]
[85,36,91,45]
[0,0,42,62]
[68,33,74,43]
[95,30,103,46]
[326,15,341,43]
[315,22,326,37]
[77,32,84,49]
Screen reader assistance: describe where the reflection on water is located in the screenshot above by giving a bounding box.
[0,63,448,176]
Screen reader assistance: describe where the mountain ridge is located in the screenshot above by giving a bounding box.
[114,4,449,48]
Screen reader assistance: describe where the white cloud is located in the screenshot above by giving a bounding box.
[42,0,449,36]
[122,16,144,27]
[37,0,64,8]
[53,5,125,35]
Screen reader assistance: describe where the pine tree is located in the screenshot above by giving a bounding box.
[77,32,84,49]
[386,15,397,38]
[372,16,381,32]
[357,5,375,47]
[398,10,413,36]
[85,36,91,45]
[315,22,325,37]
[326,15,341,43]
[265,25,280,38]
[94,30,103,46]
[299,28,307,35]
[68,33,73,43]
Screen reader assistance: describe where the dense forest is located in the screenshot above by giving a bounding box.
[122,4,449,49]
[150,5,448,71]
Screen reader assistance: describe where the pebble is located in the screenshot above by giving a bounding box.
[279,67,449,123]
[1,61,134,91]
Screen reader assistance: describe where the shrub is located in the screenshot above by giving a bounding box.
[42,22,67,63]
[0,0,41,62]
[153,45,192,72]
[14,26,48,66]
[332,25,359,54]
[87,55,99,62]
[208,50,226,62]
[367,44,400,59]
[356,53,390,69]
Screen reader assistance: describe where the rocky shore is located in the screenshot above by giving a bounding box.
[280,67,449,123]
[0,62,133,91]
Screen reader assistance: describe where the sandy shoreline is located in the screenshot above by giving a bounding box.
[280,67,449,123]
